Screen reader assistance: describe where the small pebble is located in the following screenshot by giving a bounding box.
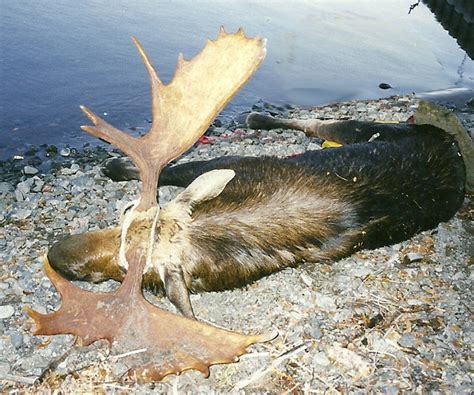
[305,319,323,339]
[351,266,372,278]
[60,148,71,157]
[0,182,13,194]
[14,208,32,220]
[0,361,11,375]
[300,273,313,287]
[23,165,39,176]
[403,252,423,264]
[314,292,337,312]
[313,351,330,366]
[61,163,80,175]
[307,142,322,151]
[0,305,15,319]
[10,332,24,349]
[398,333,418,349]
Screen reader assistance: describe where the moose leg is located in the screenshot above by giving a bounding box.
[103,155,247,186]
[101,157,140,181]
[246,112,415,144]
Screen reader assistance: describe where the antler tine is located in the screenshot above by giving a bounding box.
[78,38,166,212]
[79,105,157,209]
[79,106,138,160]
[131,36,163,129]
[136,28,266,171]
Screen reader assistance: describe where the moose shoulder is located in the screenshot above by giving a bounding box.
[48,112,467,318]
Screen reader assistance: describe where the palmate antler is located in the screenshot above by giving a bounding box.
[26,28,272,382]
[82,28,266,211]
[26,253,274,382]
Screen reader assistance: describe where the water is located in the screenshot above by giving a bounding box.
[1,0,473,160]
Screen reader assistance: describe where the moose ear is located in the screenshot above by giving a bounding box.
[175,169,235,207]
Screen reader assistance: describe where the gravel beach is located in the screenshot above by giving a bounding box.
[0,94,472,393]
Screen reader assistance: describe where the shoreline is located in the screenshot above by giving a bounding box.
[1,86,473,166]
[0,94,472,392]
[2,90,472,183]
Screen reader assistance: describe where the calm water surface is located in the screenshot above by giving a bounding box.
[1,0,473,159]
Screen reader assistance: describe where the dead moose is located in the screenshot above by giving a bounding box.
[29,28,469,382]
[48,66,465,317]
[48,98,468,318]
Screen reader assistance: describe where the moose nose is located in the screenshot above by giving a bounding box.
[47,229,123,283]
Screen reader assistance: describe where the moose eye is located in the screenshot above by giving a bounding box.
[122,204,133,215]
[119,200,138,223]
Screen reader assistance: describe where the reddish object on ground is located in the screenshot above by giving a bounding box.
[197,136,210,144]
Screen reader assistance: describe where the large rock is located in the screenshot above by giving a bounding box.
[415,101,474,193]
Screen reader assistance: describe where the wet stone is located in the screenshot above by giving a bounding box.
[31,178,44,192]
[23,165,39,175]
[15,179,34,201]
[62,164,81,180]
[60,147,71,157]
[45,145,58,155]
[70,175,92,188]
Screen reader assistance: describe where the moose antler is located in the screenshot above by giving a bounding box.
[26,28,272,382]
[26,253,273,382]
[81,28,266,211]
